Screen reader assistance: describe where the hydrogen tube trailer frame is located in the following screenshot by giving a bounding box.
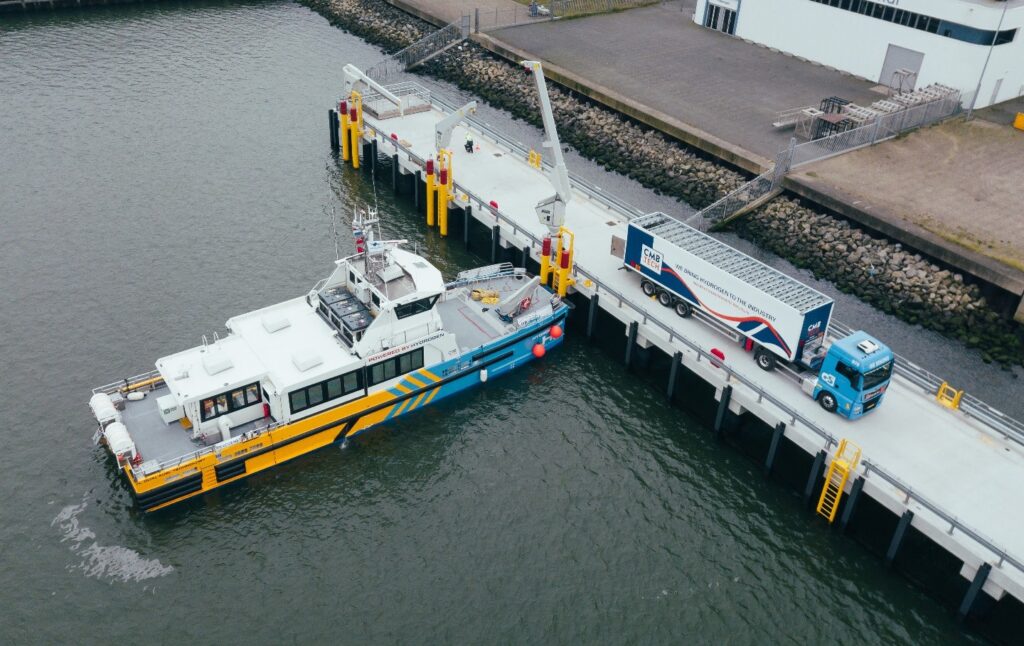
[621,213,894,419]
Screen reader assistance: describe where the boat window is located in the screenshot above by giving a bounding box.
[371,293,381,308]
[308,384,325,407]
[367,348,425,387]
[201,381,263,422]
[326,377,343,399]
[288,368,365,414]
[343,372,360,394]
[394,295,439,320]
[289,390,308,413]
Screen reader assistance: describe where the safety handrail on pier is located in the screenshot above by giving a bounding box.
[360,93,1024,578]
[862,459,1024,574]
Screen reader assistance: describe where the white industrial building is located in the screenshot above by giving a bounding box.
[693,0,1023,109]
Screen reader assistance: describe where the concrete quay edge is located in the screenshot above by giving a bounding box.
[783,176,1024,304]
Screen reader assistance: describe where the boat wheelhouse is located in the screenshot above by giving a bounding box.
[90,210,568,511]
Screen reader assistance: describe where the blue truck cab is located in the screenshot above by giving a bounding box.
[809,331,894,419]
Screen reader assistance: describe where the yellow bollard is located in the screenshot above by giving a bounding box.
[425,159,436,227]
[349,92,363,170]
[340,99,350,162]
[540,236,552,285]
[437,149,453,236]
[349,110,360,170]
[438,169,449,237]
[555,226,575,298]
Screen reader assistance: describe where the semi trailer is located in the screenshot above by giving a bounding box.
[621,212,894,419]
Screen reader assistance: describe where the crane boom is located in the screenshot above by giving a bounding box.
[342,64,409,115]
[435,101,478,150]
[520,60,572,231]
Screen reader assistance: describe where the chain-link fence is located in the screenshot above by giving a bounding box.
[475,6,553,32]
[475,0,660,31]
[550,0,659,17]
[792,90,968,168]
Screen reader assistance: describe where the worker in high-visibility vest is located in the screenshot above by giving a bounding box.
[464,131,474,154]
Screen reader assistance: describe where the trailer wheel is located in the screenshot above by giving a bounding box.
[674,302,692,318]
[754,348,776,371]
[641,280,657,297]
[818,391,838,413]
[657,291,673,307]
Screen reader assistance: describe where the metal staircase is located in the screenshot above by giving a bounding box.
[816,439,862,523]
[365,16,471,84]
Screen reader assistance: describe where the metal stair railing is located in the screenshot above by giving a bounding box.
[365,16,471,84]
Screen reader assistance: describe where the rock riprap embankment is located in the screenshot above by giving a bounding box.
[302,0,1023,366]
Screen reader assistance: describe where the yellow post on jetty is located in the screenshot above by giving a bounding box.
[349,91,363,170]
[425,157,436,227]
[437,149,452,237]
[339,99,350,162]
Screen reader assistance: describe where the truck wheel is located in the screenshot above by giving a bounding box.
[818,392,838,413]
[674,302,692,318]
[641,280,656,297]
[657,291,673,307]
[754,348,776,371]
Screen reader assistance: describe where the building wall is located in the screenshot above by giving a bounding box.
[693,0,1024,108]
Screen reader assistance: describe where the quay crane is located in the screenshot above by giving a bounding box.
[520,59,576,297]
[520,59,572,232]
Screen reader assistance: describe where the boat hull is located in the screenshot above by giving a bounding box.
[125,310,568,512]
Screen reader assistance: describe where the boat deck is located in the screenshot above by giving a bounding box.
[120,386,268,465]
[439,274,553,352]
[360,96,1024,603]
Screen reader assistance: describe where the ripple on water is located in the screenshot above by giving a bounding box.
[52,495,173,584]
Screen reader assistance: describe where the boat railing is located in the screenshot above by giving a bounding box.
[92,369,164,396]
[134,418,285,479]
[446,262,518,288]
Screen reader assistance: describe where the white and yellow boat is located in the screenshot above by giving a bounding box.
[89,209,567,512]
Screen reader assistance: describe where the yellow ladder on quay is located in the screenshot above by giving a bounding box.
[816,439,862,523]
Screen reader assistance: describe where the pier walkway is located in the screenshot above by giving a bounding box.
[352,85,1024,610]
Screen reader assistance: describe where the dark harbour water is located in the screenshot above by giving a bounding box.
[0,1,1009,643]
